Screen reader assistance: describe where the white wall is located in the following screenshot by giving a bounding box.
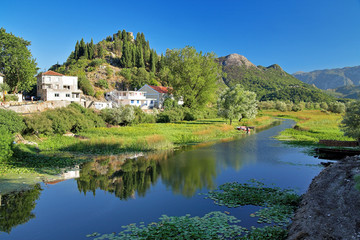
[0,76,3,84]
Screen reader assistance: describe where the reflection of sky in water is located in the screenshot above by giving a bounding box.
[1,119,331,240]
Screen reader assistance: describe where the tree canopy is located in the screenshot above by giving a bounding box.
[0,28,38,92]
[341,100,360,139]
[218,84,258,125]
[163,46,222,109]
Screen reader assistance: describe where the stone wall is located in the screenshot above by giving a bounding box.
[0,101,73,114]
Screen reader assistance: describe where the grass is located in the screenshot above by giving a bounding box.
[263,110,354,144]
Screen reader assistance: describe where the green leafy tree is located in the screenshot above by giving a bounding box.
[341,100,360,139]
[0,28,38,92]
[164,46,221,109]
[78,74,94,96]
[218,84,258,125]
[88,38,95,60]
[79,38,86,58]
[74,40,80,60]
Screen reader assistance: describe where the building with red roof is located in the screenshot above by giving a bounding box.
[138,84,182,108]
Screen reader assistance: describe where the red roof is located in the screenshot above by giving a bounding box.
[42,70,63,76]
[149,85,171,94]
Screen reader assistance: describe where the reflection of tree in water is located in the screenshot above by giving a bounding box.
[0,184,42,233]
[77,155,161,200]
[159,151,217,197]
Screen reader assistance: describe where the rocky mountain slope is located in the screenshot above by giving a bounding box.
[219,54,333,102]
[293,65,360,90]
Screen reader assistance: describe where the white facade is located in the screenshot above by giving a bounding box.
[0,74,3,85]
[94,101,113,110]
[106,90,155,109]
[37,71,81,102]
[138,84,168,108]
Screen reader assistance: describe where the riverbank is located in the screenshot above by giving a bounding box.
[0,116,277,194]
[287,156,360,239]
[263,110,354,144]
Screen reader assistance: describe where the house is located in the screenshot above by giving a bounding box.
[0,73,4,85]
[106,90,156,109]
[138,84,172,108]
[138,84,183,108]
[93,101,113,110]
[37,71,81,102]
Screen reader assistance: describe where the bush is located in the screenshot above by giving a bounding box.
[101,105,136,126]
[0,127,13,162]
[94,91,104,99]
[88,59,105,68]
[328,102,346,113]
[78,74,94,96]
[106,66,113,79]
[0,109,25,134]
[24,103,105,135]
[183,108,197,121]
[95,79,109,89]
[275,101,287,112]
[156,112,171,123]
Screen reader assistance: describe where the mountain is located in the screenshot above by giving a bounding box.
[325,85,360,99]
[219,54,333,102]
[293,65,360,90]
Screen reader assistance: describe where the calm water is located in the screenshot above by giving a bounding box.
[0,120,330,240]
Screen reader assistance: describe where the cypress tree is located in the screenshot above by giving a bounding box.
[136,46,145,68]
[121,29,127,41]
[84,43,89,59]
[150,50,157,72]
[88,38,94,59]
[98,45,104,59]
[74,40,80,60]
[117,30,122,40]
[79,38,86,58]
[132,46,136,67]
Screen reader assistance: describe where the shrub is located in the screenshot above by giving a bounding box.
[0,109,25,134]
[0,127,13,162]
[328,102,346,113]
[94,91,104,99]
[88,59,105,67]
[106,66,113,79]
[101,105,136,126]
[320,102,328,110]
[95,79,109,89]
[183,108,197,121]
[156,112,171,123]
[275,101,287,112]
[78,74,94,96]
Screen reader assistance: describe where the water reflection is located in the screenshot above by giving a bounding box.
[76,123,282,200]
[0,184,42,233]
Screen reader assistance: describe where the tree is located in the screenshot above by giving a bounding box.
[218,84,257,125]
[74,40,80,60]
[341,100,360,140]
[164,46,221,109]
[88,38,95,60]
[0,28,38,92]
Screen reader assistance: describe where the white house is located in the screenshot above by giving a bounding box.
[37,71,81,102]
[0,73,4,85]
[138,84,172,108]
[106,90,155,109]
[138,84,183,108]
[93,101,113,110]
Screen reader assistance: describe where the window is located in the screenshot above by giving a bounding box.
[150,100,153,104]
[66,94,70,97]
[64,85,70,90]
[55,93,59,97]
[137,100,139,104]
[131,100,134,104]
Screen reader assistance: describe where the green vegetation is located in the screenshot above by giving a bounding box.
[218,84,257,124]
[0,28,38,92]
[88,212,246,240]
[264,110,353,143]
[24,103,105,135]
[341,100,360,139]
[88,180,295,239]
[219,56,333,102]
[162,46,222,109]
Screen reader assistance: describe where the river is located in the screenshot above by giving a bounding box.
[0,119,331,239]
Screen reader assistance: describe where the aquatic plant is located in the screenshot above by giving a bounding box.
[87,212,247,240]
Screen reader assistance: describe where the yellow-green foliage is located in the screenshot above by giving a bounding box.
[264,110,353,142]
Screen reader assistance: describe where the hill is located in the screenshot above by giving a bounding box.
[219,54,333,102]
[293,65,360,90]
[325,85,360,99]
[49,30,163,100]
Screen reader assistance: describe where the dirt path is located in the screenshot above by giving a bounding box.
[287,156,360,240]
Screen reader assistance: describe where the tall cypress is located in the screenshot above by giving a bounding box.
[150,50,157,72]
[79,38,86,58]
[88,38,94,59]
[136,46,145,68]
[84,43,89,59]
[74,40,80,60]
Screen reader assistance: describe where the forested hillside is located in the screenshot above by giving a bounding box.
[49,30,165,100]
[219,54,333,102]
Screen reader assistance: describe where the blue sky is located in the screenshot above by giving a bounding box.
[1,0,360,73]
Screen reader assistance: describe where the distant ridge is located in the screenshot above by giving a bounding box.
[293,65,360,90]
[218,54,333,102]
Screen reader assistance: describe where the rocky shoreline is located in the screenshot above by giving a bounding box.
[287,156,360,240]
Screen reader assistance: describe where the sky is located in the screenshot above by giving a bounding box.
[1,0,360,73]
